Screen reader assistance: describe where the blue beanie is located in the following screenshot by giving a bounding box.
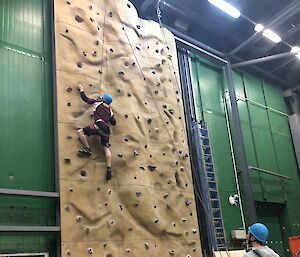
[103,93,113,104]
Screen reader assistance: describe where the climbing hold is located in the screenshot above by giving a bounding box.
[96,187,100,191]
[124,137,129,142]
[144,243,150,250]
[67,86,72,92]
[145,144,148,148]
[85,227,90,234]
[134,176,137,179]
[167,179,172,184]
[176,161,179,166]
[119,71,125,76]
[136,25,141,29]
[147,118,152,124]
[66,1,70,5]
[132,62,136,66]
[128,227,133,231]
[64,157,71,164]
[109,48,114,52]
[80,170,87,177]
[110,220,114,224]
[65,29,69,33]
[133,203,139,207]
[193,248,197,252]
[64,205,70,212]
[179,116,182,120]
[163,153,166,156]
[67,102,71,107]
[66,250,71,256]
[154,219,159,223]
[103,243,107,248]
[189,211,193,216]
[156,49,159,53]
[90,17,94,22]
[134,150,139,156]
[180,167,185,172]
[118,154,123,158]
[163,104,167,108]
[76,62,82,68]
[87,248,93,254]
[127,92,132,97]
[88,5,92,10]
[135,192,141,197]
[108,12,113,17]
[172,222,176,227]
[152,70,156,74]
[155,89,159,94]
[192,229,197,234]
[124,114,128,119]
[163,193,168,198]
[185,200,192,206]
[69,188,74,192]
[66,135,72,139]
[76,215,82,222]
[153,205,157,208]
[148,165,156,172]
[108,190,112,194]
[92,51,97,56]
[182,218,187,222]
[127,3,131,8]
[75,15,84,23]
[139,166,145,171]
[136,46,140,51]
[169,109,174,114]
[169,250,175,255]
[126,249,131,253]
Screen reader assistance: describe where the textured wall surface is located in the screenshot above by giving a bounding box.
[54,0,202,256]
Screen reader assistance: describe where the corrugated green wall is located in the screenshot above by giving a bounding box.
[0,0,56,255]
[190,54,300,255]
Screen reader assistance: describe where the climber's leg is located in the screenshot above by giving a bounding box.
[101,135,113,181]
[77,127,92,156]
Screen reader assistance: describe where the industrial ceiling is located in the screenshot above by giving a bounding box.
[131,0,300,88]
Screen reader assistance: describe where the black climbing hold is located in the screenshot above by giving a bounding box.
[104,203,108,206]
[119,71,124,76]
[148,165,156,172]
[127,3,131,8]
[89,83,93,87]
[136,192,141,197]
[163,105,167,108]
[173,223,176,227]
[66,135,72,139]
[154,205,157,208]
[166,121,169,124]
[180,167,185,172]
[124,114,128,119]
[156,49,159,53]
[124,137,129,142]
[139,166,145,171]
[192,229,197,234]
[98,70,102,74]
[134,176,137,179]
[127,92,132,97]
[169,109,174,114]
[147,46,150,49]
[64,157,71,164]
[83,51,87,56]
[67,87,72,92]
[176,90,179,94]
[144,243,149,250]
[143,77,146,81]
[134,203,139,207]
[128,227,133,231]
[90,17,94,22]
[117,89,121,93]
[118,204,123,210]
[150,155,152,158]
[77,62,82,68]
[117,154,123,158]
[163,194,168,198]
[97,26,100,31]
[152,71,156,74]
[75,15,84,23]
[189,211,193,216]
[92,51,97,56]
[88,5,93,10]
[80,170,87,177]
[155,89,159,94]
[136,25,141,29]
[66,1,70,4]
[69,188,74,192]
[163,153,166,156]
[148,130,151,133]
[109,48,114,52]
[179,150,182,154]
[108,12,113,17]
[147,118,152,124]
[132,62,136,66]
[103,243,107,247]
[96,12,100,15]
[144,102,147,105]
[134,150,139,156]
[185,183,188,187]
[179,116,182,119]
[154,219,158,223]
[177,98,180,102]
[122,27,125,30]
[136,46,140,51]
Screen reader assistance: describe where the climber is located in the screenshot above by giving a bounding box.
[243,223,279,257]
[76,84,116,181]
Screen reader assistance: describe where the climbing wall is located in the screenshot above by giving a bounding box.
[54,0,202,256]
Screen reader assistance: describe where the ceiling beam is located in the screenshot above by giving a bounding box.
[141,0,157,11]
[229,0,300,55]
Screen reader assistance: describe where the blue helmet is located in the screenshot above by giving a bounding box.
[248,223,269,243]
[102,93,113,104]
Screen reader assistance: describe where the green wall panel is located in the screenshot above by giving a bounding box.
[0,0,56,255]
[190,54,300,255]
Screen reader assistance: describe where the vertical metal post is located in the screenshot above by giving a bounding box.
[224,62,257,224]
[50,0,61,256]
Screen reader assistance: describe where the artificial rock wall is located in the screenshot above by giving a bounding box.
[54,0,202,256]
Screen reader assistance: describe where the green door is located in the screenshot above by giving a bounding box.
[257,207,286,257]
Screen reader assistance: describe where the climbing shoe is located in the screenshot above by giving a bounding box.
[77,148,92,157]
[106,167,113,181]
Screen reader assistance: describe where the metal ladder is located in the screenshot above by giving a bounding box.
[199,120,226,251]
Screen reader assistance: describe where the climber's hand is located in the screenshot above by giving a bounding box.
[77,84,84,92]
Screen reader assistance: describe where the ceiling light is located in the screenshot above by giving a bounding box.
[262,29,281,43]
[208,0,241,18]
[291,46,300,54]
[254,24,264,32]
[296,53,300,59]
